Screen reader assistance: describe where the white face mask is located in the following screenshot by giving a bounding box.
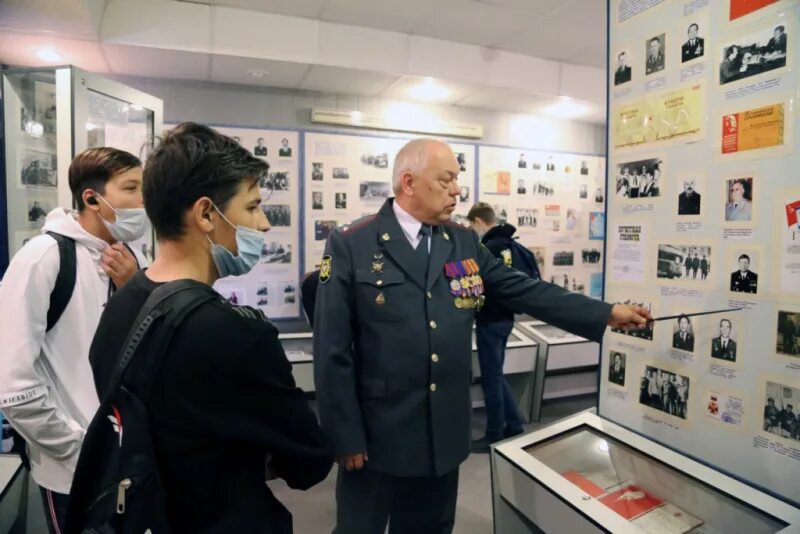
[95,194,148,242]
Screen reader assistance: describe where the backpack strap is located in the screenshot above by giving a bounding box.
[45,232,77,332]
[101,281,218,404]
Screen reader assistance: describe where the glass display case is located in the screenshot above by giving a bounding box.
[491,411,800,533]
[1,66,163,272]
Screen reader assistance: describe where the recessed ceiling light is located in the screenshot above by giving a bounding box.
[247,69,269,78]
[36,49,62,62]
[408,77,450,102]
[540,97,592,119]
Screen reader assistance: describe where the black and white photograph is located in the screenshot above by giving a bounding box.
[579,184,588,199]
[27,200,50,223]
[777,311,800,356]
[677,176,702,215]
[529,247,546,276]
[254,137,268,157]
[552,250,574,266]
[335,192,347,210]
[611,299,654,340]
[763,381,800,440]
[459,186,470,203]
[455,152,467,172]
[657,245,712,281]
[532,161,541,171]
[315,220,338,241]
[595,188,604,203]
[711,318,738,362]
[548,273,585,293]
[565,209,578,231]
[518,153,527,169]
[517,179,526,195]
[580,160,590,176]
[493,205,508,225]
[20,148,57,188]
[311,162,324,181]
[720,24,788,85]
[582,248,601,264]
[725,177,753,222]
[360,152,389,168]
[681,22,705,63]
[616,158,662,199]
[546,157,556,172]
[516,208,538,228]
[262,204,291,227]
[312,191,323,210]
[260,241,292,264]
[224,289,244,306]
[729,251,759,294]
[278,138,292,157]
[614,50,632,85]
[672,314,695,353]
[646,34,666,75]
[359,181,391,200]
[262,171,289,192]
[333,167,350,179]
[284,283,297,305]
[609,351,626,386]
[640,366,689,420]
[531,181,555,196]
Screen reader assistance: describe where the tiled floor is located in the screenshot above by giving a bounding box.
[270,396,595,533]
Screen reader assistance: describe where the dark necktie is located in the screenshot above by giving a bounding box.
[415,224,432,278]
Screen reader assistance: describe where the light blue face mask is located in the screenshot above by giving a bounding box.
[208,205,265,278]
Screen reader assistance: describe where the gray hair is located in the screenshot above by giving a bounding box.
[392,138,449,193]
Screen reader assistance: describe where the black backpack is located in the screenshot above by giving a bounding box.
[509,239,541,281]
[8,232,139,469]
[65,280,218,534]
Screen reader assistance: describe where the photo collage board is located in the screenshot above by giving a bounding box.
[163,124,301,319]
[477,147,607,299]
[303,132,476,274]
[604,0,800,505]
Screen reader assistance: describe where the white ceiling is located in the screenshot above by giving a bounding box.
[0,0,608,122]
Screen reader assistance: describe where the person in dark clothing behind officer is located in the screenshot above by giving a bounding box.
[88,122,333,533]
[467,202,537,452]
[313,138,651,534]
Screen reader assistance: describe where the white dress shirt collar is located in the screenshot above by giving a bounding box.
[392,199,424,249]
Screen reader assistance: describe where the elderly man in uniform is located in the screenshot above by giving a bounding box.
[313,138,650,534]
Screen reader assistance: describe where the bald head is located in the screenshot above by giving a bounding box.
[392,138,461,225]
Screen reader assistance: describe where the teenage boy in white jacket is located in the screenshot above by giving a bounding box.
[0,147,147,533]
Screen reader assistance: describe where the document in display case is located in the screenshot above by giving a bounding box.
[491,411,800,533]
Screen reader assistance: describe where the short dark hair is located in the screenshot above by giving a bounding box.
[776,25,785,33]
[467,202,496,224]
[720,319,732,329]
[650,37,661,45]
[618,51,626,60]
[144,122,268,240]
[688,23,699,32]
[69,147,141,211]
[738,254,750,262]
[678,314,690,325]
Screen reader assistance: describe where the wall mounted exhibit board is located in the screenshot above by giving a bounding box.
[604,0,800,506]
[303,132,476,273]
[478,146,606,298]
[164,124,301,319]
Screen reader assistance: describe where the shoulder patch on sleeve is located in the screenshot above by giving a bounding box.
[501,248,513,267]
[319,255,332,284]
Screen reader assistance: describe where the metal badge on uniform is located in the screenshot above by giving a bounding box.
[372,252,384,274]
[319,255,332,284]
[375,292,386,307]
[382,233,391,241]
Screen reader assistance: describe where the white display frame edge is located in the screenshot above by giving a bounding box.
[493,411,800,531]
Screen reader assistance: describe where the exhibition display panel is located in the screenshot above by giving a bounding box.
[1,66,163,269]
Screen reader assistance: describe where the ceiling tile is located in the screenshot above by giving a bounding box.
[0,31,108,72]
[477,0,573,15]
[380,75,480,105]
[299,65,399,96]
[199,0,330,18]
[209,55,310,88]
[456,87,550,114]
[416,0,532,48]
[102,44,211,80]
[0,0,101,40]
[320,0,434,34]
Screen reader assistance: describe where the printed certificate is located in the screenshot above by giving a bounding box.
[721,103,785,154]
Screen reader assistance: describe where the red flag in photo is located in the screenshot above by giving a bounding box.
[721,113,739,154]
[786,199,800,227]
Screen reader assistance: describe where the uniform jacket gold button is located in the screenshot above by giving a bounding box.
[431,353,439,362]
[430,383,437,392]
[429,320,437,329]
[427,292,432,299]
[377,280,383,286]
